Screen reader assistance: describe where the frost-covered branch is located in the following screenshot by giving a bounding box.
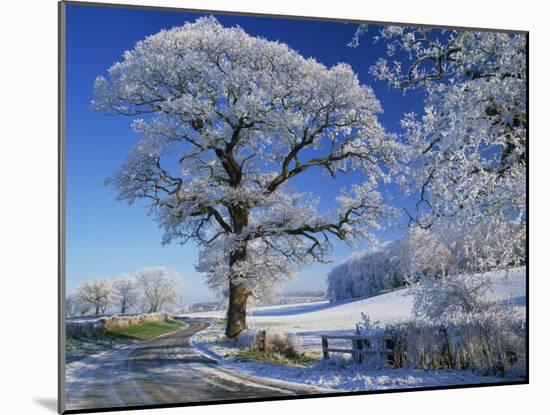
[95,17,398,332]
[363,27,526,270]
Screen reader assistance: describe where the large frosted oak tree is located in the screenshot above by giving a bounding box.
[94,17,396,337]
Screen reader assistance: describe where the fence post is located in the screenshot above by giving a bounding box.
[385,337,395,366]
[260,330,268,353]
[353,338,364,363]
[322,336,329,360]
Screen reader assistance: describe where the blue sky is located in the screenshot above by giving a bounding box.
[65,3,426,303]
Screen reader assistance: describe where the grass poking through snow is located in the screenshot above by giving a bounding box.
[66,319,187,363]
[107,319,185,340]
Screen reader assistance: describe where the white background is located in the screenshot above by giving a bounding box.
[0,0,546,414]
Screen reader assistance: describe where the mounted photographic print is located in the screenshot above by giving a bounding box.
[58,1,528,413]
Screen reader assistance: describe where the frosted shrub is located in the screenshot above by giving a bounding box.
[267,330,301,358]
[358,308,526,375]
[236,328,259,349]
[414,310,523,374]
[236,329,301,358]
[367,265,526,375]
[413,272,491,319]
[353,315,396,369]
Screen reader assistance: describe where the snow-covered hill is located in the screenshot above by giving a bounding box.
[184,267,526,334]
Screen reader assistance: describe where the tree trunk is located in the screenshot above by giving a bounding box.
[226,280,250,338]
[225,241,250,338]
[225,203,250,339]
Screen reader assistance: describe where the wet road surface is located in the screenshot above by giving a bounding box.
[65,318,324,411]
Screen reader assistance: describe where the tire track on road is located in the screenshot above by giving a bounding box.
[65,318,325,412]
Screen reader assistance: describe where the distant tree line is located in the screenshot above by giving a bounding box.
[327,223,524,302]
[66,266,182,317]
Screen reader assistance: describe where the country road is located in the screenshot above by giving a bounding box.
[65,318,327,412]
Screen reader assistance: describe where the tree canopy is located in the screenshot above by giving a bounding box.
[366,26,526,270]
[94,17,397,336]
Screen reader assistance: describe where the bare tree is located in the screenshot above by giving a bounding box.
[77,278,118,316]
[136,267,180,313]
[65,294,79,317]
[113,275,139,314]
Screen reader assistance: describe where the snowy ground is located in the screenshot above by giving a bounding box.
[215,358,519,392]
[190,318,521,392]
[66,335,137,363]
[65,320,328,411]
[184,267,526,353]
[182,267,526,391]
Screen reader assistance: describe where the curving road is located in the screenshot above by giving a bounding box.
[65,318,325,411]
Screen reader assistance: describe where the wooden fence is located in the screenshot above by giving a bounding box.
[321,334,395,364]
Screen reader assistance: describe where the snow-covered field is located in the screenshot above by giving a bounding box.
[182,267,526,391]
[184,267,526,352]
